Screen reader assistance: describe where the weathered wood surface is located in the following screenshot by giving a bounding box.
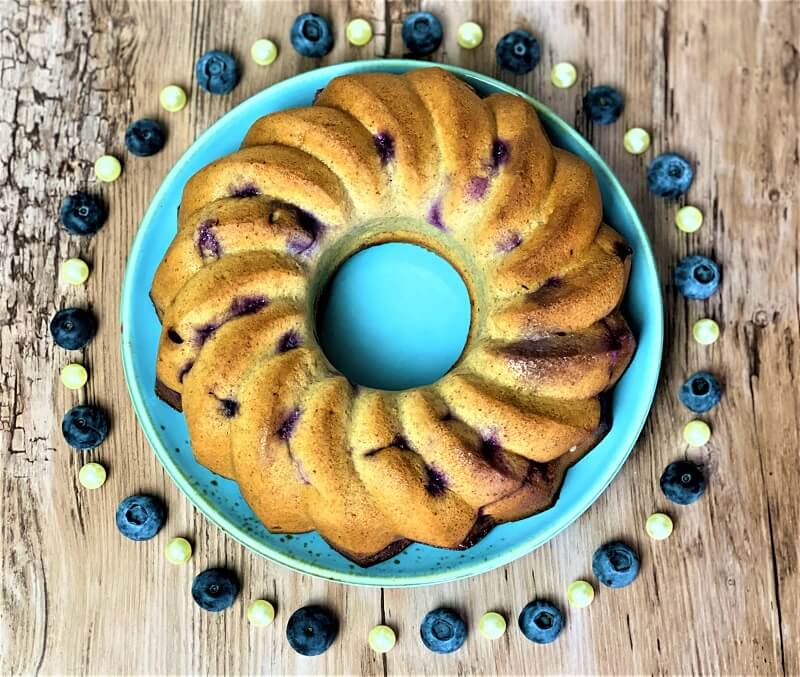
[1,0,798,674]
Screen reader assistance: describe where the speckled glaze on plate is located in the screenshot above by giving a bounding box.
[120,60,663,587]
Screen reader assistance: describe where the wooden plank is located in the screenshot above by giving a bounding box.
[0,0,797,674]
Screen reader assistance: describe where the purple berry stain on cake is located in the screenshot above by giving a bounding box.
[424,465,448,497]
[373,132,395,165]
[427,200,446,231]
[277,408,301,440]
[298,208,323,238]
[491,139,510,169]
[479,435,502,462]
[194,322,220,346]
[229,182,260,198]
[601,319,632,370]
[601,320,624,353]
[467,176,490,201]
[229,295,269,317]
[479,434,513,475]
[218,397,239,418]
[196,219,221,259]
[292,457,312,485]
[191,297,268,349]
[392,434,411,451]
[497,231,522,252]
[286,205,324,254]
[277,329,302,353]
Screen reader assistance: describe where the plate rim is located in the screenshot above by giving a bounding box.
[120,59,664,588]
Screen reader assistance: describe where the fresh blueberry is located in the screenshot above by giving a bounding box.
[62,404,109,449]
[125,119,166,157]
[679,371,722,413]
[583,85,624,125]
[191,568,239,612]
[195,50,239,95]
[50,308,97,350]
[518,600,563,644]
[660,460,706,505]
[647,153,694,198]
[115,494,166,541]
[592,542,640,588]
[286,605,338,655]
[419,608,467,653]
[59,192,107,236]
[290,13,334,58]
[401,12,443,56]
[674,255,720,299]
[495,30,541,74]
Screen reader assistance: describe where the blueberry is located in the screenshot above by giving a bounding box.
[401,12,443,56]
[195,50,239,95]
[115,494,166,541]
[286,605,338,655]
[674,255,720,299]
[50,307,97,350]
[62,404,109,449]
[660,460,706,505]
[495,30,541,75]
[191,568,239,612]
[679,371,722,413]
[647,152,694,198]
[583,85,624,125]
[125,119,166,157]
[518,600,563,644]
[290,13,334,58]
[59,192,107,236]
[419,608,467,653]
[592,541,640,588]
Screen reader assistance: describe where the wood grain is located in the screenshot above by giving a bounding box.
[1,0,798,674]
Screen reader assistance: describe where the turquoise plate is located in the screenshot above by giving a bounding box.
[121,60,663,587]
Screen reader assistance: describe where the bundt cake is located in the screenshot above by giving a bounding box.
[151,67,636,567]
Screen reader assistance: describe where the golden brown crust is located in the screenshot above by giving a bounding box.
[151,68,637,567]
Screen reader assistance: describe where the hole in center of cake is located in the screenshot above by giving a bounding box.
[316,242,471,391]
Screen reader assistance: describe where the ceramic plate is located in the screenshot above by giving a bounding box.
[120,60,663,587]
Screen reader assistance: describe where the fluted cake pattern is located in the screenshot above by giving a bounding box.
[151,68,636,566]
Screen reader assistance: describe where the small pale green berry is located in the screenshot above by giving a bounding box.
[478,611,506,639]
[247,599,276,626]
[567,580,595,608]
[251,39,278,65]
[368,624,396,652]
[164,537,193,565]
[457,22,484,49]
[94,155,121,182]
[683,419,711,446]
[675,205,704,233]
[550,62,577,88]
[79,462,107,489]
[693,318,720,345]
[646,512,674,540]
[60,258,90,285]
[159,85,188,113]
[61,363,88,390]
[624,127,651,155]
[346,19,373,47]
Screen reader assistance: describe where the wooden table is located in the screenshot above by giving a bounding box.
[2,1,797,674]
